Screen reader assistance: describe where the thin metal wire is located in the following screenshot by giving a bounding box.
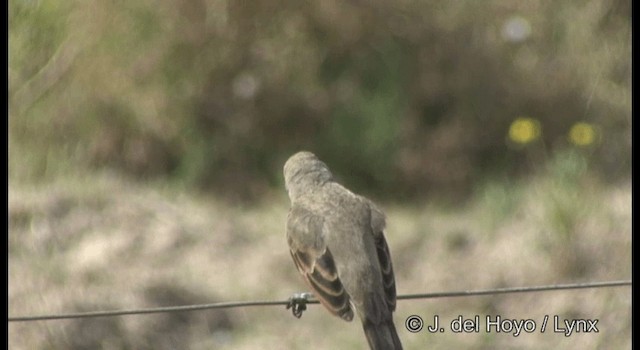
[396,279,632,300]
[8,300,297,322]
[8,280,631,322]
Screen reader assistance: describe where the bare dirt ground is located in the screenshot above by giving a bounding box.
[9,173,631,349]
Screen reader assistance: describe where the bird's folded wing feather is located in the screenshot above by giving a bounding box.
[373,232,397,312]
[369,203,398,312]
[287,206,354,321]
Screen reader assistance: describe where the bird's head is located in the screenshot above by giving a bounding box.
[283,151,334,200]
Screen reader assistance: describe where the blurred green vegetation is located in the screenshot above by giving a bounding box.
[9,0,631,201]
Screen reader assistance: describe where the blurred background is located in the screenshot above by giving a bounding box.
[9,0,631,349]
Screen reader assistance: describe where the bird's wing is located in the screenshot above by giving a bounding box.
[369,204,398,312]
[286,205,354,321]
[373,232,397,312]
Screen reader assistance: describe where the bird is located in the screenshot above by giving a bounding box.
[284,151,402,350]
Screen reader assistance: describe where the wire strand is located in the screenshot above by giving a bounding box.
[8,280,631,322]
[396,279,632,300]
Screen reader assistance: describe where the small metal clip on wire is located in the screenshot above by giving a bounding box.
[286,292,313,318]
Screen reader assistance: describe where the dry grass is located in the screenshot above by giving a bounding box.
[9,171,630,349]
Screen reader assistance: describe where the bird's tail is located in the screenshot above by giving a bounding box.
[362,318,403,350]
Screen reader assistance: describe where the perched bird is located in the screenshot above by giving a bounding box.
[284,151,402,350]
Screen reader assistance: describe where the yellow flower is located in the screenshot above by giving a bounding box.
[568,122,598,146]
[508,117,541,145]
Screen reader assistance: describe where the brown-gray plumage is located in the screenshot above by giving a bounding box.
[284,151,402,350]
